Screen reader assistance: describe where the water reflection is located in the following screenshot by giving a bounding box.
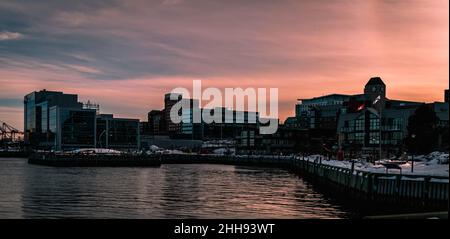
[0,158,353,219]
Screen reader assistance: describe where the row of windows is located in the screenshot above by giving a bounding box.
[343,116,404,132]
[61,110,96,145]
[344,132,403,145]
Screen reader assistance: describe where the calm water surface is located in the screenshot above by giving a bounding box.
[0,158,357,219]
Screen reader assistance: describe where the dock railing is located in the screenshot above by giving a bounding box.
[294,156,448,205]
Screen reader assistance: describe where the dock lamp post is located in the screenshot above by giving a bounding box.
[411,134,416,173]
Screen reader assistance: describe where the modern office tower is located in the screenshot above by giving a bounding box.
[24,90,81,137]
[180,100,260,140]
[23,89,94,149]
[180,99,201,138]
[148,110,165,135]
[164,93,182,135]
[24,89,140,150]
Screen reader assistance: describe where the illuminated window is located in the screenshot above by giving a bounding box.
[355,117,364,131]
[369,132,379,144]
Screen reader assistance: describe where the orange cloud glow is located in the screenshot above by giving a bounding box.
[0,0,448,130]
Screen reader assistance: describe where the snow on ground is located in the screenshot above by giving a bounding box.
[69,148,123,154]
[149,149,186,154]
[212,148,236,155]
[303,152,449,178]
[149,145,161,151]
[202,140,235,148]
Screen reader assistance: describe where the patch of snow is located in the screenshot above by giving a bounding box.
[149,145,161,151]
[430,178,449,183]
[212,148,235,155]
[69,148,123,154]
[301,151,449,177]
[401,176,424,181]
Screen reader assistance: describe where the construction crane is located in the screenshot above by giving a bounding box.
[0,120,23,146]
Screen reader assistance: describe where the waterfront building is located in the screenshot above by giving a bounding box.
[336,78,424,157]
[139,121,151,136]
[164,93,182,135]
[24,90,81,139]
[429,101,449,150]
[96,114,140,150]
[432,101,449,128]
[236,126,309,155]
[179,99,260,140]
[150,94,261,140]
[24,90,96,149]
[283,117,300,128]
[24,90,140,150]
[296,94,351,130]
[148,110,166,135]
[292,77,449,158]
[295,77,421,132]
[180,99,203,139]
[201,108,259,140]
[335,78,449,158]
[337,105,418,157]
[50,107,97,150]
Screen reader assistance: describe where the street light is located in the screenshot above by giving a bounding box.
[379,110,382,161]
[411,134,416,173]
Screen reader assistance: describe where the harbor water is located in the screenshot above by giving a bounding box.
[0,157,356,219]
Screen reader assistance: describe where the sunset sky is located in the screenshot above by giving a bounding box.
[0,0,448,130]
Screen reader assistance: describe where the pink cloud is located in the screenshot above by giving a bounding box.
[0,0,448,129]
[0,31,23,41]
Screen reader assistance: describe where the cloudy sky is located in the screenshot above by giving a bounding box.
[0,0,448,130]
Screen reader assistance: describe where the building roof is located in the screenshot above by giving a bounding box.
[297,94,352,102]
[284,117,298,125]
[365,77,385,86]
[389,100,424,108]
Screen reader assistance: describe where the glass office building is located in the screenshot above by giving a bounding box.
[50,106,97,150]
[96,114,140,150]
[24,90,141,150]
[24,90,84,149]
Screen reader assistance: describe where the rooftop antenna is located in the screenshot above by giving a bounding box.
[83,100,100,114]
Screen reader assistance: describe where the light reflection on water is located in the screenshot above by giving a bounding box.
[0,158,354,219]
